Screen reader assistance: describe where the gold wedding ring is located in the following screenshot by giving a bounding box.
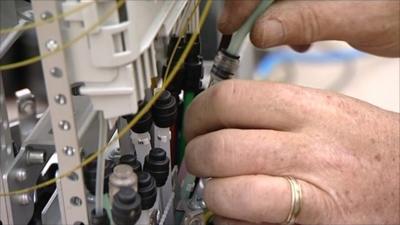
[282,176,302,225]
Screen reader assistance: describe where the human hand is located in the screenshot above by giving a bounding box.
[219,0,400,57]
[184,80,400,224]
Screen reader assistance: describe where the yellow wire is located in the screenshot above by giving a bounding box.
[0,0,124,71]
[0,0,213,197]
[203,210,215,223]
[163,0,200,82]
[0,1,94,34]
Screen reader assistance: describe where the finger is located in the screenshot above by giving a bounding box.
[204,176,327,224]
[249,0,356,48]
[213,216,277,225]
[184,80,320,141]
[218,0,260,34]
[290,44,311,53]
[185,129,310,178]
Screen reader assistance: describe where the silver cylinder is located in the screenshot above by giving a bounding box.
[108,164,138,203]
[26,150,46,165]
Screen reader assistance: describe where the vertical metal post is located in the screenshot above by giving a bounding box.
[31,1,89,224]
[0,74,14,225]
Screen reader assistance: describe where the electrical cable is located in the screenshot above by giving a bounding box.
[0,0,125,71]
[226,0,274,55]
[0,1,94,34]
[95,111,107,216]
[163,0,201,82]
[0,0,213,197]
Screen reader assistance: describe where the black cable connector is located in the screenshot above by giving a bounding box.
[143,148,170,187]
[124,101,153,134]
[138,172,157,210]
[152,90,177,128]
[119,153,142,174]
[112,187,142,225]
[83,157,114,195]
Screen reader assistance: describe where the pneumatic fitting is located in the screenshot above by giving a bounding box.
[143,148,170,187]
[111,187,142,225]
[152,90,177,128]
[209,49,240,87]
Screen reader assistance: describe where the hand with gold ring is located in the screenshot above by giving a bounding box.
[183,80,399,224]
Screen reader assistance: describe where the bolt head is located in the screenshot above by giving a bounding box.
[63,146,75,156]
[58,120,70,131]
[40,11,53,21]
[14,169,27,182]
[45,39,59,52]
[54,94,67,105]
[15,194,31,205]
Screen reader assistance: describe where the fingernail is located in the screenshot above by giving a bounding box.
[254,19,285,47]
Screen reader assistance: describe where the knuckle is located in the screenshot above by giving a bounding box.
[208,80,237,123]
[297,5,322,43]
[184,141,199,174]
[207,131,228,173]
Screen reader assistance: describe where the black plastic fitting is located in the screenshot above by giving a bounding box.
[119,154,142,173]
[83,157,114,195]
[90,208,110,225]
[143,148,170,187]
[124,101,153,134]
[152,90,177,128]
[184,56,203,92]
[185,34,201,63]
[112,187,142,225]
[138,172,157,210]
[165,35,186,96]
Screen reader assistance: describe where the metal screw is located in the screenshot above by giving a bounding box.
[45,39,59,52]
[14,169,27,182]
[70,196,82,206]
[21,101,35,115]
[54,94,67,105]
[63,146,75,156]
[15,194,31,205]
[58,120,70,131]
[50,67,62,78]
[68,172,79,181]
[40,11,53,21]
[26,150,46,165]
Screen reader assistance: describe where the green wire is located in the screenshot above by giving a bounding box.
[226,0,274,55]
[178,91,195,166]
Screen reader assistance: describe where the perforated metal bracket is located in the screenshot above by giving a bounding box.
[31,1,89,224]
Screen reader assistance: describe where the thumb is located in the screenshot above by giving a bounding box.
[218,0,261,34]
[249,0,351,48]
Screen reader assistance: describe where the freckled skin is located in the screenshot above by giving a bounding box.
[183,1,400,224]
[184,80,400,224]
